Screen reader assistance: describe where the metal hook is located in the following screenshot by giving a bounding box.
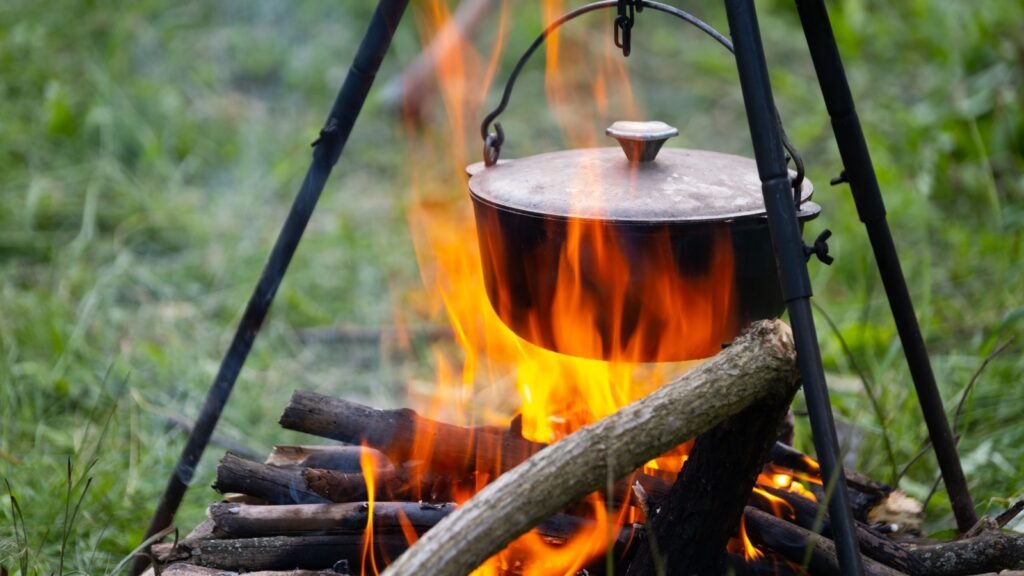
[614,0,635,56]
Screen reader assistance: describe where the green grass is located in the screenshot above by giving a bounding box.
[1,0,1022,573]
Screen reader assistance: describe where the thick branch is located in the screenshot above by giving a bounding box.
[908,531,1024,576]
[381,319,799,576]
[627,384,796,575]
[280,391,544,476]
[208,502,455,538]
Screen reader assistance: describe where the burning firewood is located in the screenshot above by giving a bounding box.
[381,319,800,576]
[626,376,798,575]
[742,507,907,576]
[751,486,924,574]
[151,318,1024,575]
[206,501,598,542]
[279,390,545,476]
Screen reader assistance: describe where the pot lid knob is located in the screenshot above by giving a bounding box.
[606,120,679,163]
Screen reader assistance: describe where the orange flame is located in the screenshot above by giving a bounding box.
[361,443,380,576]
[395,1,821,573]
[739,515,764,562]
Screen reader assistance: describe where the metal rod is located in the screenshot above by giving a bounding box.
[792,0,978,534]
[723,0,864,574]
[128,1,410,574]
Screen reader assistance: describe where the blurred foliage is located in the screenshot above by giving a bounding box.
[0,0,1021,573]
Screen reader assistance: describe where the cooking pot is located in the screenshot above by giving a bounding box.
[467,121,819,362]
[465,0,820,362]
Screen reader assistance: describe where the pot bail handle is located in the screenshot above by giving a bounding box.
[478,0,806,204]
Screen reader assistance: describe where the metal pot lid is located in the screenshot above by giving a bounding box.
[467,121,814,223]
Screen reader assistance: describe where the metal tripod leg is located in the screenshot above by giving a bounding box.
[724,0,864,574]
[792,0,977,534]
[129,1,410,574]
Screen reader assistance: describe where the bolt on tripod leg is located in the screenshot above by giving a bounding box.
[128,1,410,575]
[724,0,864,574]
[792,0,977,534]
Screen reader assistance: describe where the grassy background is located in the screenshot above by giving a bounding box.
[1,0,1021,573]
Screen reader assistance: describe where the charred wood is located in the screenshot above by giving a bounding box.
[743,507,908,576]
[751,486,924,575]
[626,386,796,575]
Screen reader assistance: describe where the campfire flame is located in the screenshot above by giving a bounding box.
[361,443,381,576]
[373,2,818,572]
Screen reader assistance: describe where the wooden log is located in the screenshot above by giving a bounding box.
[208,501,455,538]
[380,319,800,576]
[265,445,390,471]
[626,383,797,575]
[279,391,545,476]
[301,465,459,503]
[213,452,329,505]
[743,507,908,576]
[908,531,1024,576]
[153,534,409,572]
[207,501,598,543]
[160,509,623,573]
[157,565,338,576]
[752,486,925,575]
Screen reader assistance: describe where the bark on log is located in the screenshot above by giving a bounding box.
[743,507,908,576]
[208,502,456,538]
[381,319,799,576]
[265,445,390,471]
[152,534,409,572]
[213,452,329,505]
[301,466,459,503]
[207,501,598,543]
[908,531,1024,576]
[280,391,545,476]
[156,565,338,576]
[626,385,797,575]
